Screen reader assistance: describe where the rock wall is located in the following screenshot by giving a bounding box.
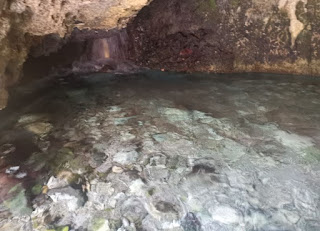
[23,29,130,81]
[127,0,320,74]
[1,0,320,109]
[0,0,150,109]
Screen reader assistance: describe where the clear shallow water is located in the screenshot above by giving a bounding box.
[0,71,320,231]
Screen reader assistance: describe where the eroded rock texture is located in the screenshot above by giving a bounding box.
[1,0,320,109]
[0,0,150,109]
[128,0,320,74]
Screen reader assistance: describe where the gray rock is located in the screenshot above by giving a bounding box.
[181,213,202,231]
[87,182,115,209]
[25,122,53,136]
[209,206,242,225]
[144,166,169,182]
[48,186,85,211]
[17,114,49,125]
[2,184,32,217]
[47,176,69,190]
[113,150,139,166]
[121,198,148,223]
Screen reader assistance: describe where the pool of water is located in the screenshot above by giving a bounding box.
[0,71,320,230]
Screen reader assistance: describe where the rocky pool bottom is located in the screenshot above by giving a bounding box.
[0,71,320,231]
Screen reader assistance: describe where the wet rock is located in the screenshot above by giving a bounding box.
[2,184,32,216]
[31,184,43,196]
[51,148,75,171]
[47,176,69,190]
[160,108,190,123]
[87,182,115,209]
[209,206,242,225]
[48,186,85,211]
[18,114,49,125]
[5,166,20,174]
[128,179,147,198]
[25,122,53,136]
[283,210,300,224]
[0,144,16,156]
[108,192,126,208]
[89,218,110,231]
[244,209,268,230]
[14,172,27,179]
[113,150,139,166]
[152,133,169,143]
[0,218,32,231]
[37,140,51,152]
[149,154,167,167]
[113,117,136,126]
[181,212,202,231]
[143,166,169,182]
[112,166,124,173]
[92,151,108,164]
[121,198,148,224]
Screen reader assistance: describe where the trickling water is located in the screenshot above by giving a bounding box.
[85,30,128,61]
[0,71,320,231]
[73,30,130,73]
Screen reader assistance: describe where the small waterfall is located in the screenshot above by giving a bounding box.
[73,29,131,73]
[87,30,128,61]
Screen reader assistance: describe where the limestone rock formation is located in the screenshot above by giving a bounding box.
[0,0,150,109]
[1,0,320,109]
[128,0,320,74]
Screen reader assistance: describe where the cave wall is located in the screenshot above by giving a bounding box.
[1,0,320,109]
[23,29,130,81]
[0,0,150,109]
[127,0,320,74]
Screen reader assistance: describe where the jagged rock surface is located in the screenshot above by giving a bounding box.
[128,0,320,74]
[1,0,320,110]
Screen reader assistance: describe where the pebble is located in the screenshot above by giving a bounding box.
[48,186,85,211]
[113,150,139,165]
[209,206,242,224]
[25,122,53,135]
[5,166,20,174]
[112,166,124,173]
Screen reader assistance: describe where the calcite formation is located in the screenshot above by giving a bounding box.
[278,0,308,47]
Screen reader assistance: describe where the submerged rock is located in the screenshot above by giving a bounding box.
[181,212,202,231]
[25,122,53,136]
[1,72,320,230]
[1,184,32,217]
[209,206,242,225]
[112,166,124,173]
[48,186,85,211]
[18,114,49,126]
[113,150,139,166]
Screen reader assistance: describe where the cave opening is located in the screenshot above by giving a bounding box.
[1,0,320,230]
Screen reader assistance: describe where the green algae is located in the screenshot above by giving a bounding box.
[304,146,320,162]
[46,226,69,231]
[231,0,240,7]
[3,184,32,216]
[31,184,43,195]
[89,218,109,231]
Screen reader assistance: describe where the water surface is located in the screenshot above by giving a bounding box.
[0,71,320,231]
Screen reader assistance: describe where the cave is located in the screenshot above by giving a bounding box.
[0,0,320,230]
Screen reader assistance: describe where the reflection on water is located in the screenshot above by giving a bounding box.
[0,71,320,230]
